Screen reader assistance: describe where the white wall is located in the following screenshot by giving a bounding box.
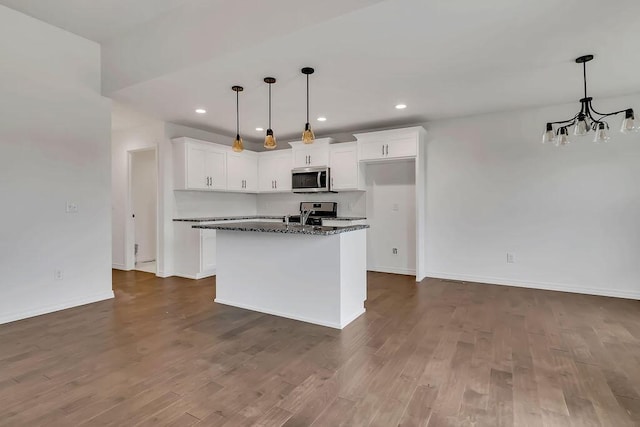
[365,161,416,275]
[0,6,112,324]
[424,93,640,299]
[132,149,157,264]
[256,192,366,217]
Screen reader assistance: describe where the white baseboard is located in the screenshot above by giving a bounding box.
[172,270,216,280]
[340,308,366,329]
[368,267,416,276]
[214,298,358,329]
[0,290,115,325]
[112,263,130,271]
[425,271,640,300]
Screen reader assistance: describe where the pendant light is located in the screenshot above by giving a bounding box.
[301,67,315,143]
[231,85,244,153]
[542,54,638,146]
[263,77,277,149]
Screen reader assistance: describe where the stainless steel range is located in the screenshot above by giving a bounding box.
[287,202,338,226]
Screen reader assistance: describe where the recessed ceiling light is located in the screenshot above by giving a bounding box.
[195,108,206,114]
[395,104,407,110]
[256,127,264,131]
[317,117,327,122]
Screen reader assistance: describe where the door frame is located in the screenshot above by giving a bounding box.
[125,147,159,273]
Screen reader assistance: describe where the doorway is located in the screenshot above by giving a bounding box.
[365,159,417,276]
[128,148,157,274]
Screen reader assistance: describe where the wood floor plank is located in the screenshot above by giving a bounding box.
[0,271,638,426]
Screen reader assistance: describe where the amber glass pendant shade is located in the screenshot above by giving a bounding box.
[232,134,244,152]
[264,129,276,149]
[302,122,315,143]
[231,85,244,152]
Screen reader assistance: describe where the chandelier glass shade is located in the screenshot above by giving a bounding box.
[542,55,638,147]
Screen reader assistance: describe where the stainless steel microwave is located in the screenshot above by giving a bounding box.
[291,166,331,193]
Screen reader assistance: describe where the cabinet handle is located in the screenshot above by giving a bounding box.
[275,180,277,189]
[382,145,385,156]
[386,144,389,155]
[331,177,333,188]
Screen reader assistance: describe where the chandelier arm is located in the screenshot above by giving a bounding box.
[588,100,628,117]
[549,112,580,126]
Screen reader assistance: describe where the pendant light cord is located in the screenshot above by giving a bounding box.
[268,83,272,128]
[583,62,587,99]
[236,89,239,135]
[306,74,310,123]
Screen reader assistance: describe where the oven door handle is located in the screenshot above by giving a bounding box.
[317,171,322,188]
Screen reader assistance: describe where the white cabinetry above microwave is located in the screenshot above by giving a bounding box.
[289,138,333,168]
[173,138,227,191]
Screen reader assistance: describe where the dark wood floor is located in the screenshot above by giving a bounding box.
[1,271,639,426]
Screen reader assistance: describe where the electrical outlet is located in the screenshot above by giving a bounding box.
[54,269,64,280]
[507,253,515,263]
[65,202,78,213]
[392,203,399,212]
[392,248,398,255]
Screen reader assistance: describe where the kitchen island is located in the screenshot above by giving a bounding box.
[193,221,369,329]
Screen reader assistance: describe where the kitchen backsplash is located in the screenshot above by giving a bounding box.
[174,191,258,218]
[256,192,366,217]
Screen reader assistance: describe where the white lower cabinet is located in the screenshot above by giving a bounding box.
[173,219,285,279]
[173,222,218,279]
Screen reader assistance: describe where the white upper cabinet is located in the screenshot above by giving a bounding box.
[173,138,227,191]
[289,138,333,168]
[227,151,258,193]
[355,128,423,161]
[258,150,292,193]
[329,142,362,191]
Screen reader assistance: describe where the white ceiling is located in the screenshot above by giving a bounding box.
[0,0,192,42]
[3,0,640,142]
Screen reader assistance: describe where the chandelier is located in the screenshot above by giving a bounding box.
[542,54,638,146]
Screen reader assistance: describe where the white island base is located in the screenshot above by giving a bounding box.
[215,229,367,329]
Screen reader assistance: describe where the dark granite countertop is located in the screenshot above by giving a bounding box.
[174,215,366,223]
[173,216,284,222]
[321,217,367,221]
[192,221,369,236]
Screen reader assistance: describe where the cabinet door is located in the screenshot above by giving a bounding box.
[186,145,210,189]
[226,153,245,191]
[227,152,258,192]
[273,156,292,191]
[206,149,227,190]
[386,137,417,159]
[330,143,359,191]
[200,229,217,274]
[293,146,329,168]
[293,149,311,168]
[258,156,277,192]
[243,155,258,192]
[307,146,329,167]
[358,141,386,161]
